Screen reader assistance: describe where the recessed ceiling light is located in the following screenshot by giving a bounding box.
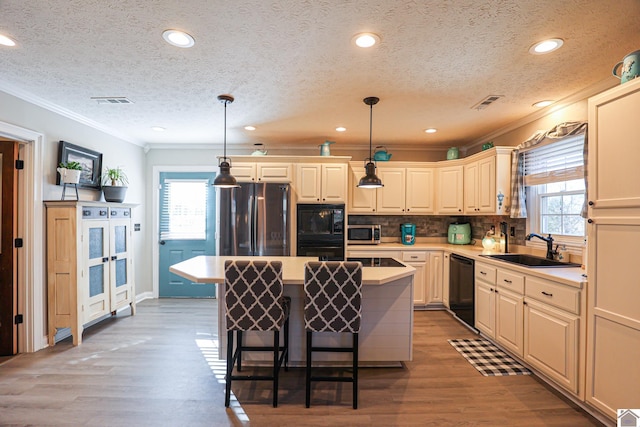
[336,127,346,132]
[0,33,16,47]
[532,100,554,108]
[352,32,380,48]
[151,126,166,132]
[424,128,437,134]
[529,38,563,55]
[244,125,256,131]
[162,29,195,48]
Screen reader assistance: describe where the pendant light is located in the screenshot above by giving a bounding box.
[213,94,240,188]
[358,96,383,188]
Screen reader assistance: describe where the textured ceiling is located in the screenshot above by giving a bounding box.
[1,0,639,150]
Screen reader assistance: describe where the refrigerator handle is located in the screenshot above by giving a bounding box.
[249,193,255,255]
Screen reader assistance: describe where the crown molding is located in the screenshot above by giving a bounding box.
[0,82,145,147]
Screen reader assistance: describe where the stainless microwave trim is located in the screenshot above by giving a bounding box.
[347,224,381,245]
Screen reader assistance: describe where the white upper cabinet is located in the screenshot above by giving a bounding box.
[349,163,378,212]
[436,165,464,214]
[232,162,292,182]
[376,168,406,212]
[229,162,257,182]
[464,149,511,215]
[588,78,640,211]
[296,163,347,203]
[349,163,435,214]
[406,168,435,214]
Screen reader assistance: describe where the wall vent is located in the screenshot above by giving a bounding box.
[91,97,134,105]
[471,95,504,110]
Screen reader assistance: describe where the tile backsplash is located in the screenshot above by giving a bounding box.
[348,215,527,246]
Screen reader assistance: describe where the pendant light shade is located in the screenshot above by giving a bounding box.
[358,96,383,188]
[213,94,240,188]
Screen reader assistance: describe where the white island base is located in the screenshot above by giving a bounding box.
[170,256,415,365]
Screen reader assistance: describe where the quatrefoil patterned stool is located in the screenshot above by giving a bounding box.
[224,260,290,408]
[303,261,363,409]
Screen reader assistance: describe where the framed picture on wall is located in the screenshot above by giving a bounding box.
[56,141,103,189]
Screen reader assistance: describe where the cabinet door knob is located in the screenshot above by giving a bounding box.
[111,256,117,261]
[588,201,594,206]
[159,240,166,245]
[587,219,594,224]
[102,257,109,263]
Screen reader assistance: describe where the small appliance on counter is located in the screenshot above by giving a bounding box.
[448,222,471,245]
[347,224,381,245]
[400,223,416,245]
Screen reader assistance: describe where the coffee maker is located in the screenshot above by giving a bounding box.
[401,223,416,245]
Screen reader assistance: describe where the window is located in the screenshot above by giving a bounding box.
[159,179,209,240]
[522,134,586,246]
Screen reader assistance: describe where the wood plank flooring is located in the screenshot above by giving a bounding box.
[0,299,603,426]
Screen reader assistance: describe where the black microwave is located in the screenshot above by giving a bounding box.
[296,204,344,240]
[347,224,381,245]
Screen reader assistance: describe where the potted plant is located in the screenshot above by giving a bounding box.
[101,166,128,203]
[57,161,83,184]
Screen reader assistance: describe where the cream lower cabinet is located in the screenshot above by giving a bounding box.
[442,252,450,308]
[402,251,427,306]
[475,263,524,357]
[46,201,136,346]
[427,251,443,305]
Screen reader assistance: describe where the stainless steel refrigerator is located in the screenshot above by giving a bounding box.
[218,182,290,256]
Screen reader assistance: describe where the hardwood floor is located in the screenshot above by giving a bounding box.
[0,299,602,426]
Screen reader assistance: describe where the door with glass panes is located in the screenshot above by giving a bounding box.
[159,172,216,297]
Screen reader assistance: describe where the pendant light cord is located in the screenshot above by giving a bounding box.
[369,102,373,161]
[223,100,227,159]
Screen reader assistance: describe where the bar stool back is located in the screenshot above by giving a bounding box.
[224,260,290,408]
[303,261,363,409]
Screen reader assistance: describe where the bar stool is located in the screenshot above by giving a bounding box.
[303,261,363,409]
[224,260,290,408]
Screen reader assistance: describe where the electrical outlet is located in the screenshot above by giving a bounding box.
[510,226,515,237]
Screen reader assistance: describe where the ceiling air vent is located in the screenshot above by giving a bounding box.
[471,95,504,110]
[91,97,134,105]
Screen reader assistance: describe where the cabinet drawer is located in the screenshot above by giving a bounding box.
[402,251,427,262]
[475,262,496,284]
[497,269,524,294]
[526,277,580,314]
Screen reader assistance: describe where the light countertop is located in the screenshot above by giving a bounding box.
[347,242,587,288]
[169,255,416,286]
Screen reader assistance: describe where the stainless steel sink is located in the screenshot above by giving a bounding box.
[480,253,580,268]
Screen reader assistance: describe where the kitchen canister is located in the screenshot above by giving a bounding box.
[446,147,459,160]
[612,50,640,84]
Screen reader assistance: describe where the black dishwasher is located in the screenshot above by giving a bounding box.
[449,254,475,330]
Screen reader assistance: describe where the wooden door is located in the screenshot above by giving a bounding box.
[0,140,18,355]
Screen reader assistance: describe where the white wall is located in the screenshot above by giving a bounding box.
[0,90,147,350]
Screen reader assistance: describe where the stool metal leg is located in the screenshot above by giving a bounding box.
[272,330,280,408]
[305,331,312,408]
[353,333,359,409]
[225,330,234,407]
[236,330,243,372]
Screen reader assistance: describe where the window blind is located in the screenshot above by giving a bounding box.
[159,179,208,240]
[522,134,584,186]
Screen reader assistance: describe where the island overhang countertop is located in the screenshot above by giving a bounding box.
[169,255,416,364]
[169,255,416,286]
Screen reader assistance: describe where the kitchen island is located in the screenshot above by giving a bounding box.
[169,256,415,364]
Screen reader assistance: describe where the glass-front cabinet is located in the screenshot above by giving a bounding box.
[46,201,136,346]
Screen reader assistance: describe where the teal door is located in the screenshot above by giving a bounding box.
[159,172,216,297]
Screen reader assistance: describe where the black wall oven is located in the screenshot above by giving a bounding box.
[296,204,345,260]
